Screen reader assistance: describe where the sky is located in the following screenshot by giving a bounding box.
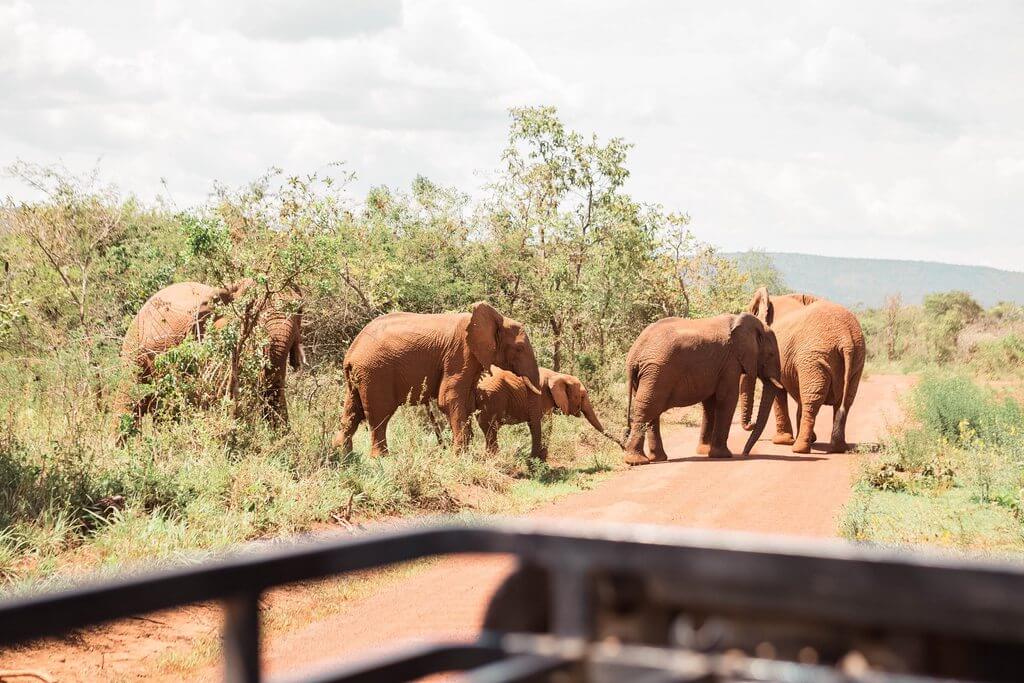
[1,1,1022,270]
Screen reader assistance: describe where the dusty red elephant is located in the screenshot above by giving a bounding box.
[334,302,546,459]
[740,288,865,453]
[115,280,304,428]
[474,366,621,454]
[622,313,784,465]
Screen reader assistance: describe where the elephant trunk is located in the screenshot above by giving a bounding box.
[582,394,623,448]
[738,372,756,430]
[742,381,777,455]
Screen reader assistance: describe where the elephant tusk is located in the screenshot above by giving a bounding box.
[522,376,543,395]
[770,378,784,390]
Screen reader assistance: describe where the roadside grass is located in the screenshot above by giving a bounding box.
[839,372,1024,554]
[0,364,624,592]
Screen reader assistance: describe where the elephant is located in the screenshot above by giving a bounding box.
[474,366,621,454]
[739,288,865,453]
[621,313,784,465]
[115,280,304,428]
[333,301,546,460]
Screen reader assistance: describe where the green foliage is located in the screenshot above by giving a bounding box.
[860,293,1023,373]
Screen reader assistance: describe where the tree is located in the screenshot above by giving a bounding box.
[883,294,903,361]
[181,168,344,412]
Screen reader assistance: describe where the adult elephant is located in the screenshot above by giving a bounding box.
[474,366,621,454]
[739,288,865,453]
[334,302,546,460]
[115,280,304,428]
[622,313,784,465]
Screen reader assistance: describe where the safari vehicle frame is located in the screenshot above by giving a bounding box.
[1,520,1023,682]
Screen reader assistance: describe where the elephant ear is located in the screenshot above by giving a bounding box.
[748,286,774,326]
[545,370,583,416]
[467,301,503,369]
[730,313,762,378]
[545,376,567,415]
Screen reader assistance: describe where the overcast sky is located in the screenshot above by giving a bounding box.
[2,1,1022,269]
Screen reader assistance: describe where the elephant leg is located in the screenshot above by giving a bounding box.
[439,385,473,453]
[425,402,446,446]
[708,373,740,458]
[333,388,365,453]
[708,396,735,458]
[696,398,715,455]
[623,382,656,466]
[622,422,650,465]
[368,414,391,458]
[793,402,821,454]
[772,391,795,445]
[646,417,668,462]
[829,403,850,453]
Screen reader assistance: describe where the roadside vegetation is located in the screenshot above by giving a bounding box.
[841,371,1024,553]
[844,292,1024,553]
[859,291,1024,379]
[0,108,770,590]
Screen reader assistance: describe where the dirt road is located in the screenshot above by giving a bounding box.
[1,374,912,681]
[253,373,911,679]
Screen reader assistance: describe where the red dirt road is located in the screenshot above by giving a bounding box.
[254,373,912,680]
[1,374,912,681]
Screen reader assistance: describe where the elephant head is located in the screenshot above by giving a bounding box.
[467,302,542,394]
[729,312,784,455]
[542,369,622,445]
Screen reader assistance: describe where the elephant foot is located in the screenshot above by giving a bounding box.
[624,451,651,466]
[695,443,711,455]
[792,440,812,454]
[708,446,733,459]
[828,441,849,454]
[772,432,795,446]
[649,450,668,463]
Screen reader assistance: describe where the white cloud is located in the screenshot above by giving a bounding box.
[1,0,1021,270]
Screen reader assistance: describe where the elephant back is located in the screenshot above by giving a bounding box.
[123,282,223,370]
[772,300,864,356]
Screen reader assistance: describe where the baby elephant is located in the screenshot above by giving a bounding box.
[475,367,619,454]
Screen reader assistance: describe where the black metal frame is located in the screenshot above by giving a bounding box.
[3,520,1024,681]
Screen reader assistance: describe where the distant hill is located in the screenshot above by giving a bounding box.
[726,252,1024,309]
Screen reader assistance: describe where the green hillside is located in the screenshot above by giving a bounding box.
[729,252,1024,308]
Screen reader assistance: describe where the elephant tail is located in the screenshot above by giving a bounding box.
[831,344,863,444]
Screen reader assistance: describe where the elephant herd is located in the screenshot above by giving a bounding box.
[115,281,865,466]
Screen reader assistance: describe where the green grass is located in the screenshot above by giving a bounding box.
[839,372,1024,555]
[0,363,622,592]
